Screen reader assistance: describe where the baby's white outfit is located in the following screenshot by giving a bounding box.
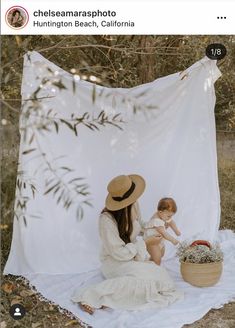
[143,216,172,249]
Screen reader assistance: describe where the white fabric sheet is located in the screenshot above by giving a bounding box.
[5,51,222,275]
[4,51,235,327]
[23,230,235,328]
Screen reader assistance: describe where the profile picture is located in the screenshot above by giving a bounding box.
[5,6,29,29]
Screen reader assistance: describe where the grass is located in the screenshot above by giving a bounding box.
[1,158,235,328]
[219,159,235,231]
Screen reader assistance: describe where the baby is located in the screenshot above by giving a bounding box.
[143,197,181,265]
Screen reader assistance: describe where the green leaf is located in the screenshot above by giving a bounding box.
[76,206,84,220]
[60,119,74,131]
[82,112,90,119]
[31,187,36,198]
[30,184,37,190]
[44,182,60,195]
[68,177,84,183]
[60,167,73,171]
[113,113,121,120]
[89,123,99,131]
[53,186,60,195]
[83,200,93,207]
[65,200,72,209]
[30,214,42,219]
[41,125,51,132]
[22,148,36,155]
[52,80,67,90]
[32,86,41,99]
[83,123,95,131]
[54,121,59,133]
[98,110,104,119]
[48,108,53,115]
[72,79,76,95]
[29,133,35,145]
[26,53,31,62]
[47,67,53,73]
[57,190,64,204]
[146,105,158,109]
[111,123,123,130]
[92,85,96,104]
[23,216,27,227]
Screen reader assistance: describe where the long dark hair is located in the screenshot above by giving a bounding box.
[12,10,21,17]
[102,204,133,244]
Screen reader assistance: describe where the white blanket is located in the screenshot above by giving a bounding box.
[22,230,235,328]
[4,51,235,327]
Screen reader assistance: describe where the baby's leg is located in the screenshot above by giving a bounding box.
[147,244,162,265]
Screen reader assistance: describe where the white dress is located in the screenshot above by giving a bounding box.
[71,204,183,310]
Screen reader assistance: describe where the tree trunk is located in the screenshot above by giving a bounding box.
[138,36,156,84]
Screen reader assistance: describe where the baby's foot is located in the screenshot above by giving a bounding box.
[79,302,95,315]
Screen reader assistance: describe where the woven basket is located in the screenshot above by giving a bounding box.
[180,261,223,287]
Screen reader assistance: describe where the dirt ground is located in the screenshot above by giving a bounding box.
[183,303,235,328]
[1,136,235,328]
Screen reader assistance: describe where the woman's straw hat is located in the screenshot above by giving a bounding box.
[105,174,146,211]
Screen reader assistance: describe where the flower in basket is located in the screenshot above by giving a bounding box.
[176,240,223,264]
[176,240,224,287]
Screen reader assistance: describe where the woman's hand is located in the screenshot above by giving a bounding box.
[145,235,163,247]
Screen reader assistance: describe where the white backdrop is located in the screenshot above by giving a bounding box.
[4,52,235,328]
[4,51,222,275]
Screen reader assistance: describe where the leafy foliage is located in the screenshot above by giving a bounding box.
[42,160,92,221]
[14,171,39,226]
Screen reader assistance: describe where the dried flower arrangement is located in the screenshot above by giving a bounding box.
[176,240,224,264]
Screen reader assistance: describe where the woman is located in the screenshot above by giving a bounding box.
[10,10,24,28]
[71,174,183,314]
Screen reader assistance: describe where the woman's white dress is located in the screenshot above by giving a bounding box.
[71,203,183,310]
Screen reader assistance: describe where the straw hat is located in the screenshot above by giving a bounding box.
[105,174,146,211]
